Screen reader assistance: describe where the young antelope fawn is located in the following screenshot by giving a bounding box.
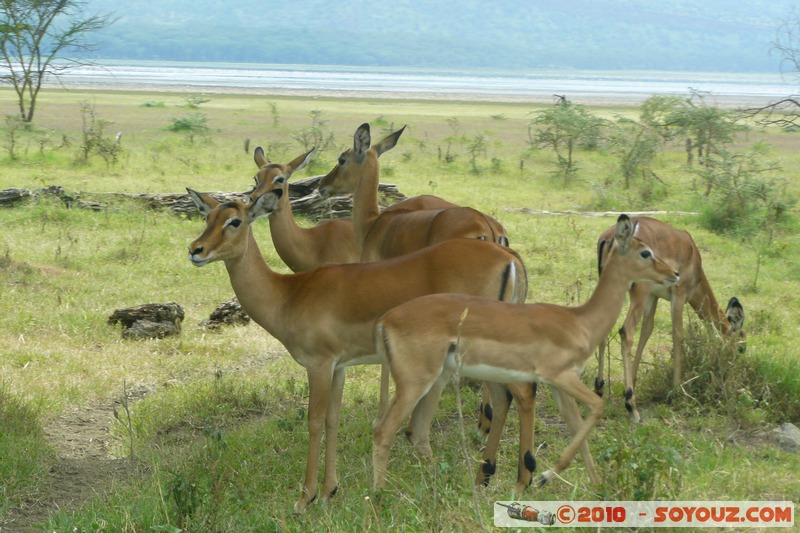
[372,215,679,492]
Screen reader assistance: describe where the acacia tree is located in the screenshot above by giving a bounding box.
[527,97,606,182]
[640,91,744,166]
[608,117,662,188]
[0,0,112,122]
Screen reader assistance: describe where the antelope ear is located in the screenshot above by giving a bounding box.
[726,296,745,332]
[254,146,268,168]
[186,188,219,218]
[248,189,282,221]
[374,124,406,157]
[354,123,371,158]
[288,148,314,175]
[614,214,635,252]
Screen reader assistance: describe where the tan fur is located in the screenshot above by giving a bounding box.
[250,147,359,272]
[250,149,460,271]
[186,189,528,513]
[318,123,515,438]
[595,217,746,422]
[317,123,509,262]
[371,215,679,493]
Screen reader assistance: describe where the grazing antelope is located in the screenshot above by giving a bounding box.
[186,188,527,512]
[594,217,746,422]
[372,215,680,492]
[317,123,510,263]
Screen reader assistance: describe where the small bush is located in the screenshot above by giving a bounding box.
[183,96,210,109]
[596,419,682,501]
[527,99,608,183]
[291,109,335,155]
[165,423,229,531]
[637,315,792,425]
[167,112,211,143]
[78,101,122,165]
[693,147,794,238]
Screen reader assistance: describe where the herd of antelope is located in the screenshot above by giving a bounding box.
[186,122,746,512]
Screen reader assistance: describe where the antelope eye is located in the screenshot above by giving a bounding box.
[338,155,346,165]
[227,218,242,228]
[273,176,285,185]
[640,250,652,259]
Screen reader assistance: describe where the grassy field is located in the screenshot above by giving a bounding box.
[1,87,799,531]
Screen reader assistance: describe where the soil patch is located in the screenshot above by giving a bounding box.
[2,402,133,532]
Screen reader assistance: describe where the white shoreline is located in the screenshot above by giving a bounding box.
[45,62,795,108]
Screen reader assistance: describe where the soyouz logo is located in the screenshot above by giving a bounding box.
[494,501,795,528]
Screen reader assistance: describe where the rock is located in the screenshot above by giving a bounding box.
[108,302,184,339]
[200,299,250,330]
[773,422,800,454]
[121,319,180,339]
[0,187,32,207]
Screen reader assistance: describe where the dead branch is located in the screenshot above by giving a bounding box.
[1,176,407,222]
[741,97,800,129]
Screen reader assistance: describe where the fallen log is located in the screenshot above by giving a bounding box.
[0,176,406,222]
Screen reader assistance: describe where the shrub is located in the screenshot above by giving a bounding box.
[78,101,122,165]
[167,112,211,143]
[636,315,798,425]
[596,419,682,501]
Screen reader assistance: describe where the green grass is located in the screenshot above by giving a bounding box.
[0,87,799,530]
[0,385,57,518]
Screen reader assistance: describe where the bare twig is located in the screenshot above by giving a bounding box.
[113,379,135,464]
[741,97,800,129]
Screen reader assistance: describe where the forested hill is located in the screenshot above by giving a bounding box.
[84,0,796,73]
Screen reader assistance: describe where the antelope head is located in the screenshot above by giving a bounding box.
[318,123,405,198]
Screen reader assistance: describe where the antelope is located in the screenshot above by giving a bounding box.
[317,123,510,263]
[250,146,478,272]
[316,123,512,435]
[250,147,359,272]
[594,217,746,422]
[371,215,680,492]
[250,147,509,432]
[186,187,528,512]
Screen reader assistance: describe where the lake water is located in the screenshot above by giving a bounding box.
[53,61,797,106]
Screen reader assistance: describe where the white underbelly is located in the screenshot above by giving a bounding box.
[339,353,382,368]
[451,361,537,383]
